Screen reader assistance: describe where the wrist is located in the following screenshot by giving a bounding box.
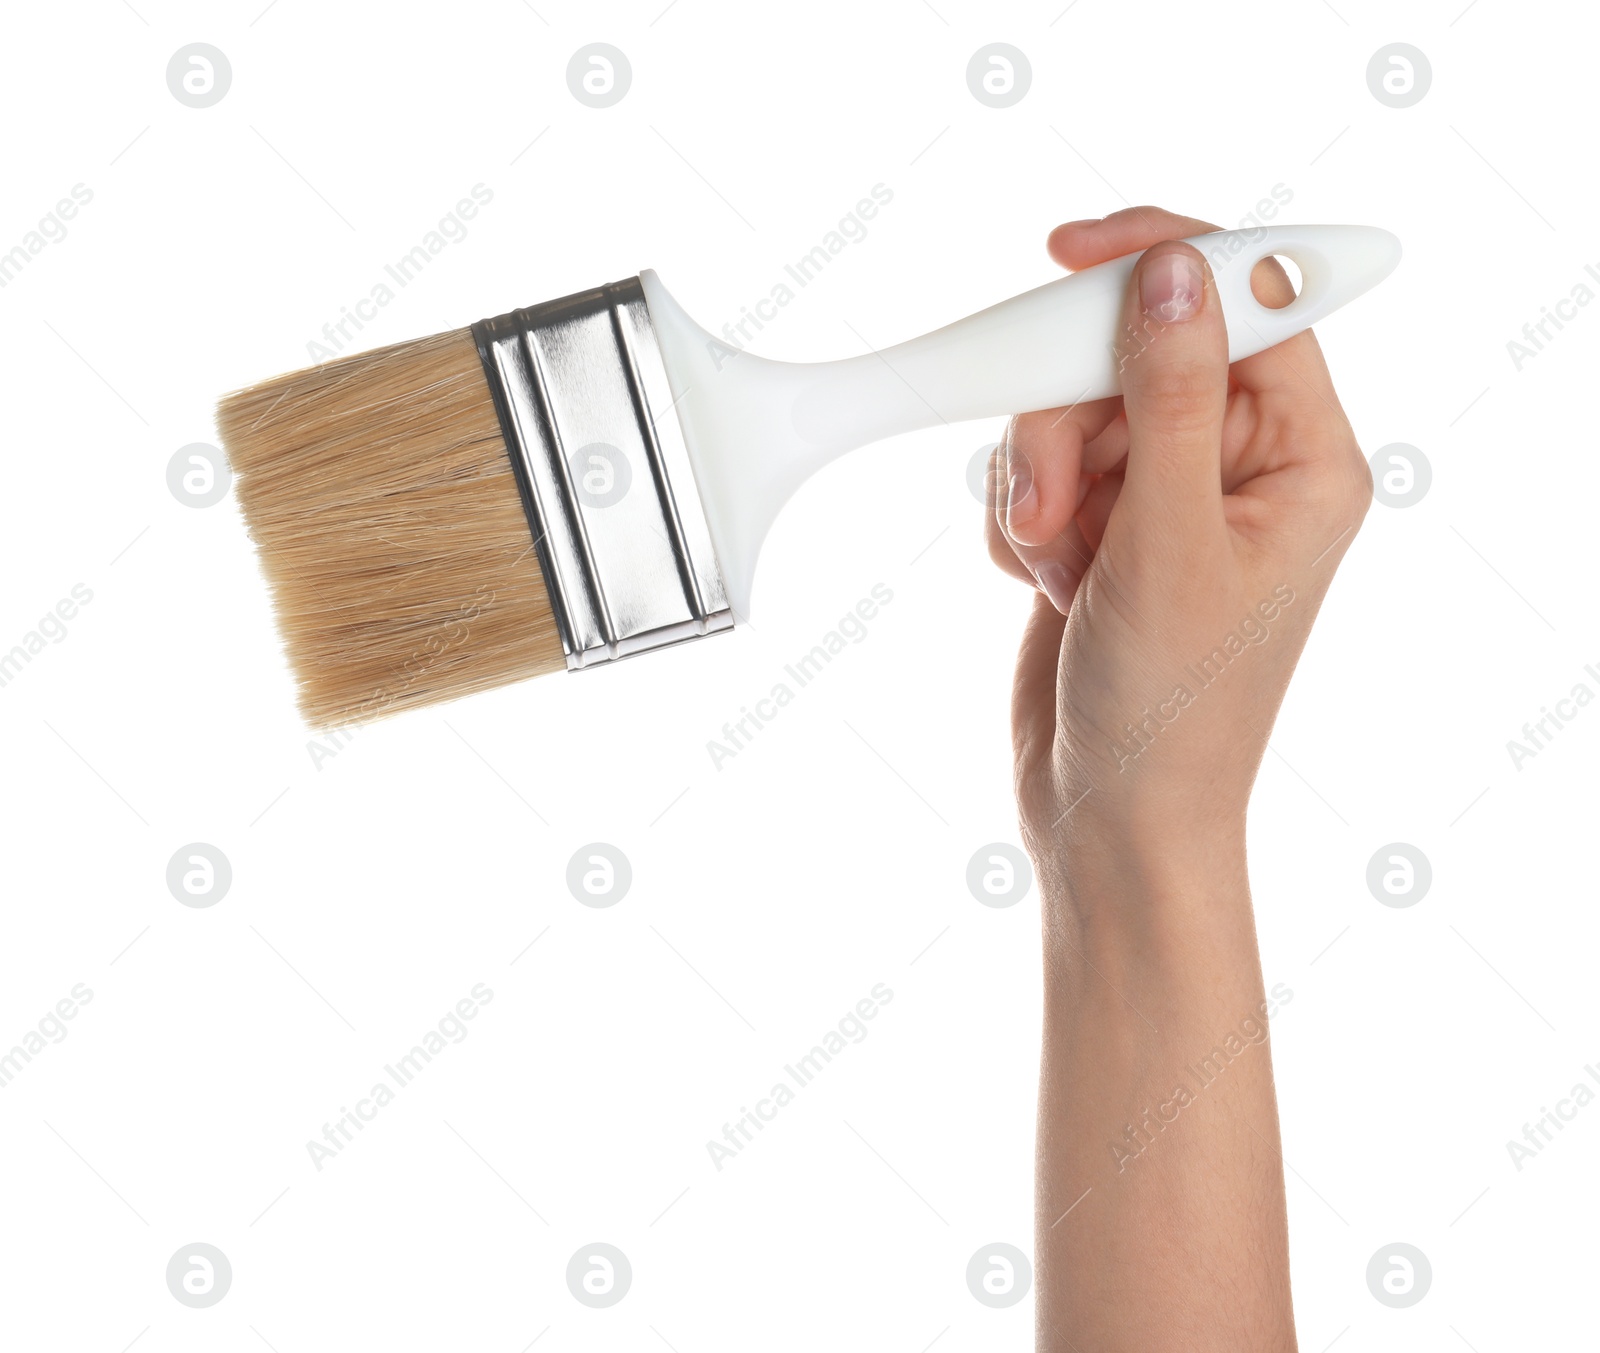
[1053,796,1246,886]
[1038,810,1253,950]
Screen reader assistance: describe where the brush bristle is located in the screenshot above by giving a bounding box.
[218,328,566,728]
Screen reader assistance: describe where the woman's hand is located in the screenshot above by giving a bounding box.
[988,206,1373,897]
[996,207,1375,1351]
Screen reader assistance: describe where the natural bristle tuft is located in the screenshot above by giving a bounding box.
[218,329,565,727]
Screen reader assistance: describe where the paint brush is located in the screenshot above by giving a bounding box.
[217,224,1400,727]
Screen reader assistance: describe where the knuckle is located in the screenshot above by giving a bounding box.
[984,446,1005,514]
[1347,444,1375,511]
[984,509,1006,561]
[984,516,1026,577]
[1137,362,1222,432]
[1079,540,1143,625]
[1307,435,1373,535]
[1328,430,1373,513]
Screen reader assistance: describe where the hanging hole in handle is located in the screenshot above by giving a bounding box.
[1250,254,1303,309]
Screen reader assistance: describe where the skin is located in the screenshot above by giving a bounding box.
[985,207,1373,1350]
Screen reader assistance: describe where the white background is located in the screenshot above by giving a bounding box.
[0,0,1593,1348]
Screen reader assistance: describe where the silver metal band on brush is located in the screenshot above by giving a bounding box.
[472,279,733,671]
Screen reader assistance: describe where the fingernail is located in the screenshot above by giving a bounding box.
[1033,560,1074,615]
[1141,250,1204,323]
[1058,217,1102,230]
[1005,447,1035,534]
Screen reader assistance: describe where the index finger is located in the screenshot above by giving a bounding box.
[1047,206,1221,271]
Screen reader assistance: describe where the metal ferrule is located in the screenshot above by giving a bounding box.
[472,278,733,671]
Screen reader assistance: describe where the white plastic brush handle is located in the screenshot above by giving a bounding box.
[641,223,1402,618]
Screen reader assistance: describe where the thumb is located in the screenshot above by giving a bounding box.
[1113,241,1229,532]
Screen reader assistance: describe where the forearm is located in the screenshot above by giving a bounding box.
[1034,839,1296,1351]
